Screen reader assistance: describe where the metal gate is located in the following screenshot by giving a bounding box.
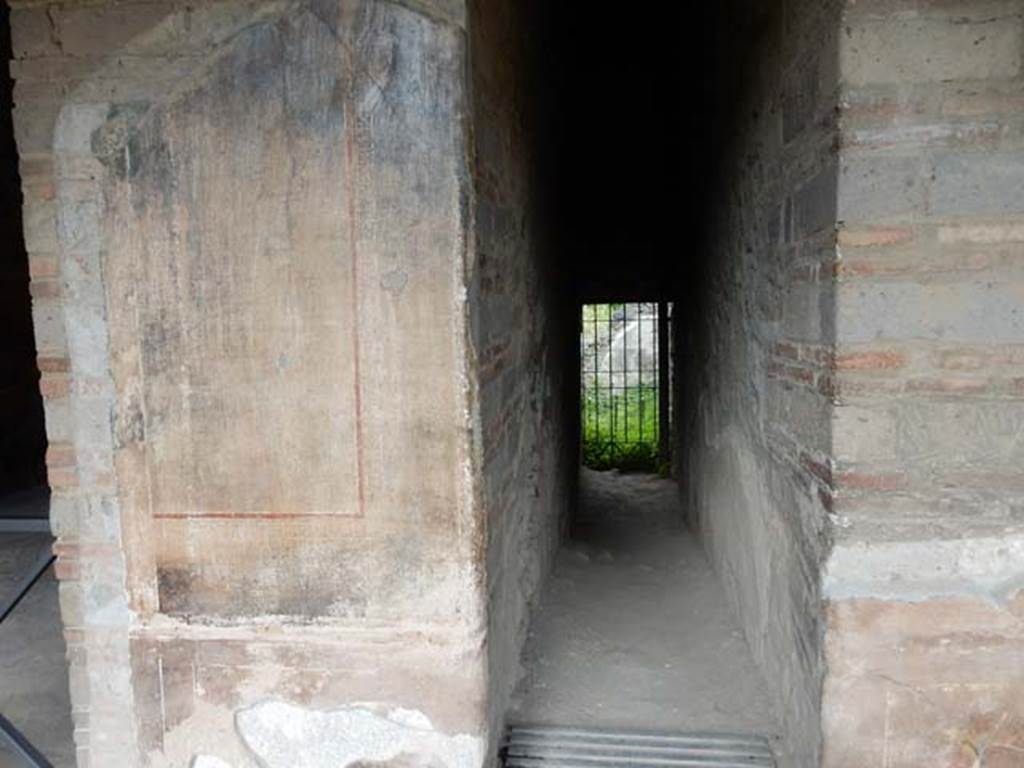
[580,302,670,471]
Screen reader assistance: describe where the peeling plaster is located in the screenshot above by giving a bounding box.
[193,757,234,768]
[233,701,485,768]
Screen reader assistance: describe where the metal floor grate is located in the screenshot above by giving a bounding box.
[503,725,775,768]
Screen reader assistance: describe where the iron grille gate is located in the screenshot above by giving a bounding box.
[580,302,671,471]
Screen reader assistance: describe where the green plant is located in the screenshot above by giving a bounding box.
[581,384,662,472]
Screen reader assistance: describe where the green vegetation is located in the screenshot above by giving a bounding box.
[580,302,666,473]
[581,385,662,472]
[581,302,623,329]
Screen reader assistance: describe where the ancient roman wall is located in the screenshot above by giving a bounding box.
[10,2,489,765]
[824,1,1024,763]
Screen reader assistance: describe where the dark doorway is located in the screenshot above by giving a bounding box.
[0,2,47,524]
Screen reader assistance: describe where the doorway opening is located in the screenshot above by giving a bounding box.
[580,302,671,473]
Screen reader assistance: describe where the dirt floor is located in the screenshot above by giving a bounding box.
[509,469,779,743]
[0,529,74,768]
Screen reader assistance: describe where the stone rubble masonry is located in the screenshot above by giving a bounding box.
[825,0,1024,764]
[678,0,841,764]
[466,0,576,762]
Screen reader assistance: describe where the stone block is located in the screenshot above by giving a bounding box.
[22,198,57,253]
[12,99,62,155]
[837,280,1024,343]
[30,295,68,356]
[10,7,62,59]
[895,399,1024,468]
[52,4,176,58]
[842,16,1023,86]
[833,404,896,462]
[932,153,1024,217]
[838,155,926,223]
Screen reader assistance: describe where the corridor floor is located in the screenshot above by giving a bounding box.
[509,469,778,742]
[0,529,74,768]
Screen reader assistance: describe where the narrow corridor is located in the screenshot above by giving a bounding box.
[509,470,778,743]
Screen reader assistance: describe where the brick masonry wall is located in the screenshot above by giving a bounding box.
[675,1,842,763]
[467,0,576,757]
[824,0,1024,764]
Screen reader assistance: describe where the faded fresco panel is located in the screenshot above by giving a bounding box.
[100,3,468,618]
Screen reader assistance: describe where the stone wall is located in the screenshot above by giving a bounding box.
[675,1,842,763]
[10,2,490,766]
[466,0,575,757]
[824,0,1024,763]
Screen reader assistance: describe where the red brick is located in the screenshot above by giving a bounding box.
[840,96,926,123]
[773,341,800,360]
[53,542,119,559]
[838,226,914,247]
[39,375,70,399]
[63,628,86,645]
[906,377,990,395]
[54,558,80,581]
[839,252,990,277]
[46,442,76,468]
[18,153,53,179]
[24,178,55,202]
[836,350,907,370]
[28,255,58,278]
[938,347,1024,370]
[767,362,815,385]
[48,467,78,489]
[800,452,834,486]
[836,470,907,491]
[29,278,61,299]
[37,356,70,373]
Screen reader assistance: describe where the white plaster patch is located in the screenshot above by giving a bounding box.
[192,757,234,768]
[235,701,485,768]
[825,534,1024,603]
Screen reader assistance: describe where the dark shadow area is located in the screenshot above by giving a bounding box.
[522,1,776,465]
[526,4,694,306]
[0,3,48,521]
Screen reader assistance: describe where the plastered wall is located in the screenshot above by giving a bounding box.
[11,1,490,766]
